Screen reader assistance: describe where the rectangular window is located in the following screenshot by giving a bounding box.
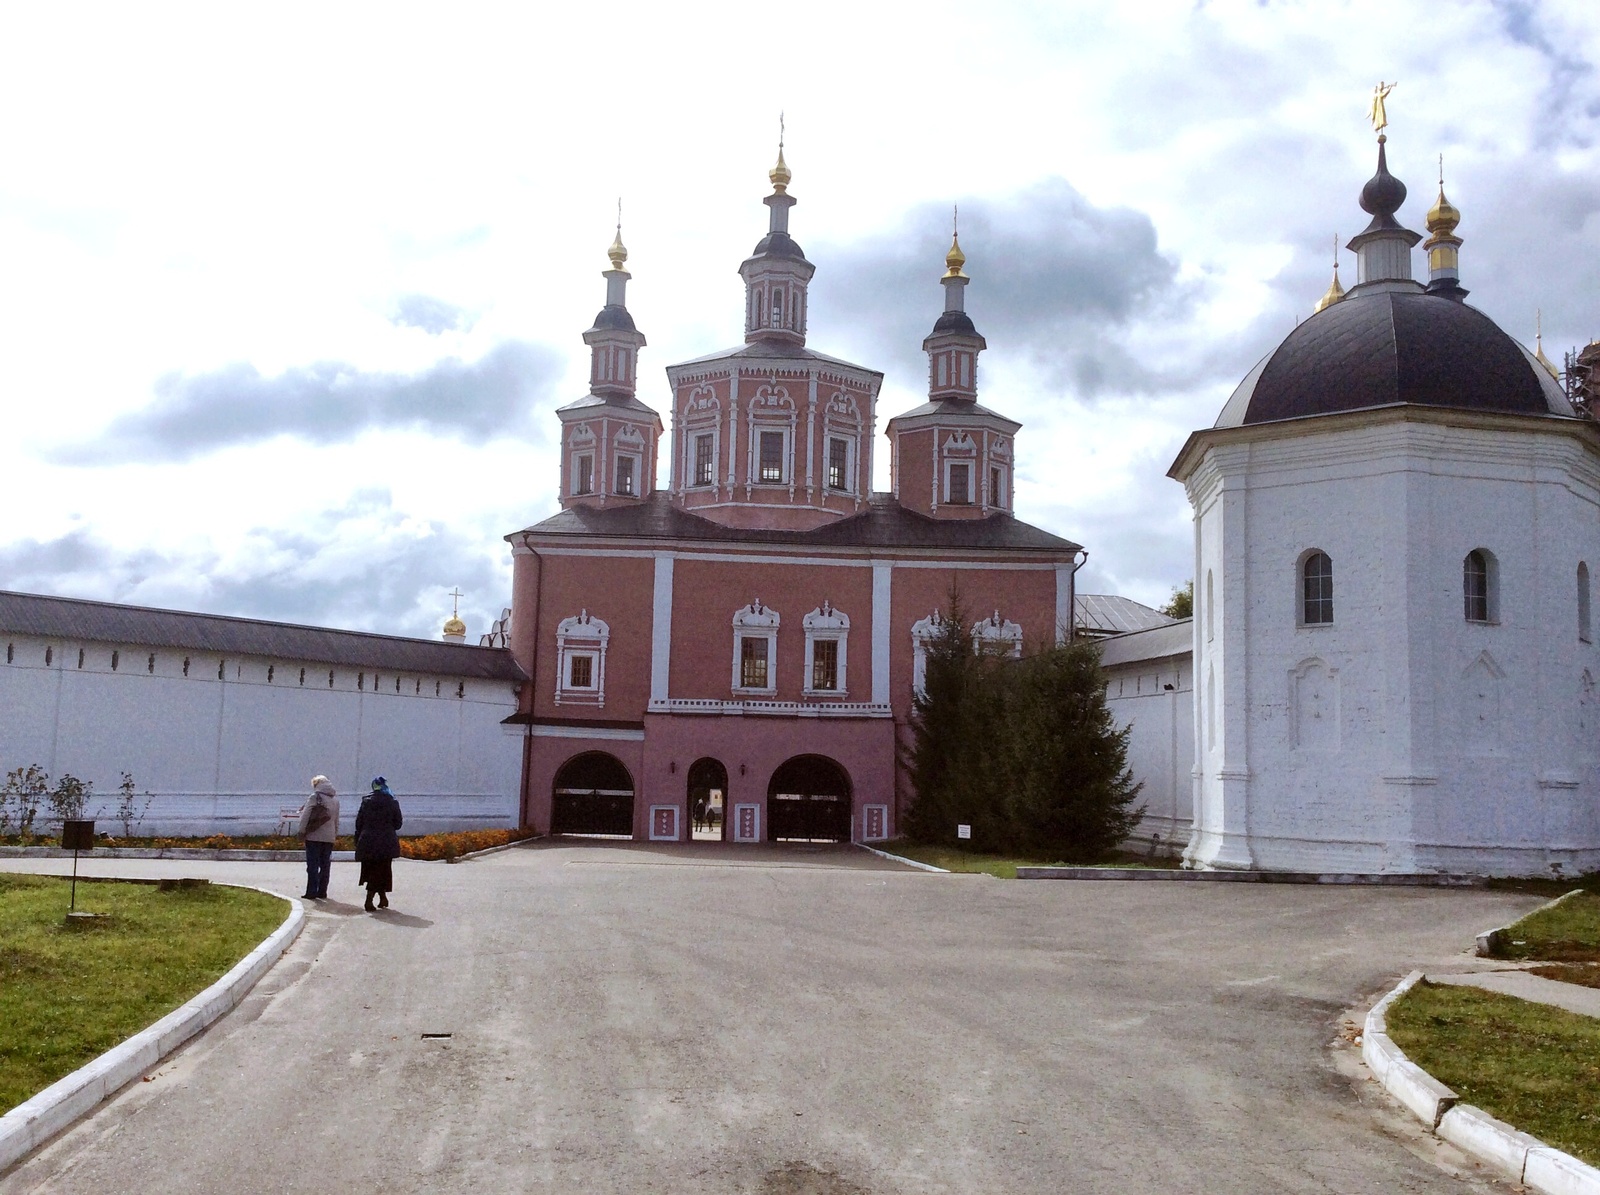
[990,466,1003,507]
[740,637,769,689]
[759,431,785,483]
[615,455,636,496]
[575,454,593,495]
[569,655,593,688]
[827,437,849,491]
[694,434,714,486]
[948,462,971,505]
[811,639,838,691]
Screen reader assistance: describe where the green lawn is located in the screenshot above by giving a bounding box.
[0,874,286,1113]
[874,841,1179,879]
[1387,981,1600,1166]
[1494,891,1600,963]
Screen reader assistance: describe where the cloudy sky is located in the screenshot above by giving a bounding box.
[3,0,1598,639]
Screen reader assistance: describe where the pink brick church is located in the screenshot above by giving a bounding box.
[504,148,1084,843]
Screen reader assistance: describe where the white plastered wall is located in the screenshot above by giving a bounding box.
[1103,648,1194,856]
[0,640,523,836]
[1183,413,1600,876]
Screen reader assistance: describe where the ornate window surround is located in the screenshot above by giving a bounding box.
[971,611,1023,658]
[555,610,610,707]
[746,385,797,495]
[802,601,849,697]
[731,600,780,695]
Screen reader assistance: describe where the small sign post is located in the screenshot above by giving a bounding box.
[957,824,972,840]
[61,819,95,916]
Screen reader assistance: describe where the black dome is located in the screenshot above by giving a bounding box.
[1358,138,1407,232]
[1218,290,1572,427]
[751,230,808,261]
[589,304,636,332]
[930,309,978,336]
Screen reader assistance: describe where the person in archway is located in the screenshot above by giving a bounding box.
[296,776,339,899]
[354,776,403,911]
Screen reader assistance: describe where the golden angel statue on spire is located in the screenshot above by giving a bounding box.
[1369,81,1395,134]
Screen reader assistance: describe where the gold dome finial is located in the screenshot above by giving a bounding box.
[769,112,791,193]
[607,198,628,271]
[1314,234,1345,313]
[1426,155,1460,235]
[944,205,967,279]
[443,587,467,639]
[1534,308,1559,378]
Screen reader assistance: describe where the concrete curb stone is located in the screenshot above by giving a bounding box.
[0,884,304,1174]
[853,843,950,873]
[1476,888,1588,957]
[1018,866,1486,885]
[1363,969,1600,1195]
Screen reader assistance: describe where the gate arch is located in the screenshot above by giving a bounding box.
[686,757,729,841]
[766,754,852,843]
[551,751,635,836]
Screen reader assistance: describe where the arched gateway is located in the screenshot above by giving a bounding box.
[686,757,729,842]
[551,751,635,836]
[767,755,852,843]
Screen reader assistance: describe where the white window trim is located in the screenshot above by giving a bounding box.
[688,428,719,488]
[987,462,1006,509]
[910,610,948,697]
[944,458,975,505]
[802,602,850,697]
[555,610,610,707]
[972,611,1023,658]
[749,425,792,487]
[572,450,595,495]
[731,600,779,695]
[825,435,855,495]
[613,450,642,497]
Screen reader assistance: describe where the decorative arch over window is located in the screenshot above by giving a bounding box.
[1299,550,1333,625]
[802,601,849,696]
[613,424,646,497]
[1580,562,1592,644]
[731,600,779,694]
[940,431,978,506]
[747,387,796,491]
[972,611,1023,658]
[1464,549,1499,624]
[555,610,610,707]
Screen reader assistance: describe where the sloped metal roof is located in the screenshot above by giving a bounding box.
[1096,619,1194,668]
[1074,594,1178,637]
[0,590,526,680]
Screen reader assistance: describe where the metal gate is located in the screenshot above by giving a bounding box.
[551,752,635,836]
[766,755,852,843]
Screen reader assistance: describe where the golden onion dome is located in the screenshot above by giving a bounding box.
[443,615,467,637]
[1314,262,1346,313]
[607,227,628,272]
[769,146,791,193]
[944,232,967,279]
[1426,185,1460,235]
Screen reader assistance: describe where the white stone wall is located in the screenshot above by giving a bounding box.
[1103,651,1193,857]
[1185,412,1600,876]
[0,636,523,837]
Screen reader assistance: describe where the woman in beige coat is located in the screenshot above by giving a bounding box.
[297,776,340,900]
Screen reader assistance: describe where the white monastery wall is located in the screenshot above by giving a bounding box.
[1102,643,1193,856]
[0,636,522,836]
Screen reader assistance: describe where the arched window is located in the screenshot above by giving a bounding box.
[1580,562,1592,643]
[1300,551,1333,625]
[1464,549,1497,623]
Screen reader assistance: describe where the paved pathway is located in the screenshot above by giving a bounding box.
[0,843,1543,1194]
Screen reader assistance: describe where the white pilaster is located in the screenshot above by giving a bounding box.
[1054,563,1074,645]
[871,562,892,705]
[650,553,675,703]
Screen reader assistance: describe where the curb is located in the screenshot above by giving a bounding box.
[0,847,355,863]
[441,836,544,864]
[1476,888,1588,957]
[1018,867,1486,885]
[853,843,950,873]
[1362,971,1600,1194]
[0,884,305,1174]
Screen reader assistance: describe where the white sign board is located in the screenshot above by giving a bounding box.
[957,824,971,840]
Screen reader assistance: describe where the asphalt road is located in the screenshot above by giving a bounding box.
[0,844,1541,1194]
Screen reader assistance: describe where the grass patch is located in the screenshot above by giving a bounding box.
[1528,964,1600,990]
[1387,981,1600,1166]
[875,841,1180,879]
[1486,872,1600,899]
[1495,891,1600,963]
[0,873,285,1113]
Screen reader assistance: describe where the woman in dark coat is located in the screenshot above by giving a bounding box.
[354,776,403,912]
